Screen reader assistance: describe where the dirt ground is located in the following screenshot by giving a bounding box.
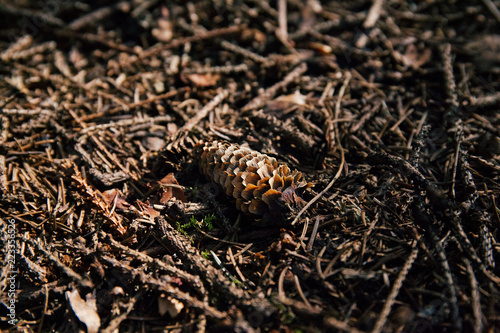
[1,0,499,332]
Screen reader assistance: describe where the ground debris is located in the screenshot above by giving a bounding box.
[1,1,499,332]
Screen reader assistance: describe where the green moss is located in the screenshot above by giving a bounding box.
[201,249,211,259]
[201,214,215,230]
[176,214,216,236]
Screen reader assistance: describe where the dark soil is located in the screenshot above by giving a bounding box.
[1,1,499,332]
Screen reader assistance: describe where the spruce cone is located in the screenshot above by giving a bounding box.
[193,141,313,220]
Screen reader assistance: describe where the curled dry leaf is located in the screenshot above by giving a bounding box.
[272,91,307,105]
[158,294,184,317]
[185,73,221,87]
[134,199,161,220]
[269,230,297,252]
[145,206,161,219]
[265,91,308,113]
[66,289,100,333]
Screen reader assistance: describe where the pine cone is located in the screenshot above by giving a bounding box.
[193,141,312,219]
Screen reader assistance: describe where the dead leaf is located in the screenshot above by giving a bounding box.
[152,6,173,42]
[266,91,308,112]
[186,73,221,87]
[158,173,187,203]
[400,44,431,69]
[101,188,130,210]
[274,91,307,105]
[66,289,100,333]
[143,137,165,151]
[158,294,184,317]
[145,206,161,219]
[167,123,178,134]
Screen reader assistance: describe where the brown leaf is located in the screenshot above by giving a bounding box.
[66,289,100,333]
[158,294,184,317]
[158,173,187,203]
[186,73,221,87]
[146,206,161,219]
[265,91,308,113]
[143,137,165,151]
[275,91,307,105]
[101,188,130,210]
[400,44,431,69]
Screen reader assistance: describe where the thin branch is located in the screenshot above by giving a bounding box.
[371,244,418,333]
[465,259,484,333]
[481,0,500,22]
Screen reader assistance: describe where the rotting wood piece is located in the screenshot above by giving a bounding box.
[193,140,313,221]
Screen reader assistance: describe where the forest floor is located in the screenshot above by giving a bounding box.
[1,1,500,332]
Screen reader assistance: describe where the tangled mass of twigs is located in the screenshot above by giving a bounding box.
[1,1,499,332]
